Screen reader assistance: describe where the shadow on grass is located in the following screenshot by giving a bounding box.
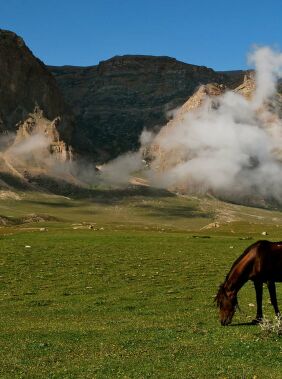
[138,204,212,219]
[30,175,92,198]
[26,174,176,204]
[0,172,30,190]
[91,186,175,204]
[25,200,79,208]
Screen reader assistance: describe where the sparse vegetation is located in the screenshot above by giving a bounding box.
[259,315,282,337]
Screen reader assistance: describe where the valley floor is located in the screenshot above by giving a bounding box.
[0,190,282,378]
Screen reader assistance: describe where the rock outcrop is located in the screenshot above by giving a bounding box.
[0,29,73,142]
[146,82,227,170]
[13,107,73,162]
[49,56,244,162]
[0,106,75,194]
[234,72,256,99]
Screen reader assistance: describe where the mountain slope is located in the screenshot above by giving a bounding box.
[49,56,245,162]
[0,29,73,142]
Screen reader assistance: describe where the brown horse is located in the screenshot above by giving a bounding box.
[216,240,282,325]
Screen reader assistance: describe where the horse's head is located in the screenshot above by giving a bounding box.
[215,284,238,326]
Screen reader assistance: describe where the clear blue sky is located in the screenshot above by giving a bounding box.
[0,0,281,70]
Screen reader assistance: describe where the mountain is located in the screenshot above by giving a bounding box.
[0,29,73,143]
[49,56,245,162]
[0,29,247,164]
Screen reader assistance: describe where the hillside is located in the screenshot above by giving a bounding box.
[0,29,73,143]
[49,57,245,162]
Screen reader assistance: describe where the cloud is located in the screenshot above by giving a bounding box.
[145,46,282,204]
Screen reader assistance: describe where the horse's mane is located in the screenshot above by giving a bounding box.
[223,240,266,284]
[215,284,226,307]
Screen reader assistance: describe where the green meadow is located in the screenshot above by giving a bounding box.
[0,189,282,378]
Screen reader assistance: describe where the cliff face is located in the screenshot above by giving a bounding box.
[49,56,244,162]
[0,29,73,142]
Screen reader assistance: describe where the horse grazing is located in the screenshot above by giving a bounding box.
[216,240,282,326]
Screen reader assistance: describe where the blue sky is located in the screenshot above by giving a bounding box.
[0,0,281,70]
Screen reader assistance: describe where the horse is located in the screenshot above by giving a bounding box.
[215,240,282,326]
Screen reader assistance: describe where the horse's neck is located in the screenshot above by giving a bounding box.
[224,254,252,294]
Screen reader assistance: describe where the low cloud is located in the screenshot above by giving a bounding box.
[102,46,282,205]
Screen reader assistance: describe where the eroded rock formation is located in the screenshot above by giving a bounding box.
[13,107,73,162]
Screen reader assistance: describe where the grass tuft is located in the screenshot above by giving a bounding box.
[259,315,282,337]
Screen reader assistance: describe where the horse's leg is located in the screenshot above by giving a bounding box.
[253,281,263,324]
[267,281,280,316]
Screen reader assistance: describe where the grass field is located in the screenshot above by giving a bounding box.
[1,189,282,378]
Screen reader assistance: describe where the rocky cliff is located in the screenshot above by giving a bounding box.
[146,74,257,169]
[0,29,73,142]
[49,56,244,162]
